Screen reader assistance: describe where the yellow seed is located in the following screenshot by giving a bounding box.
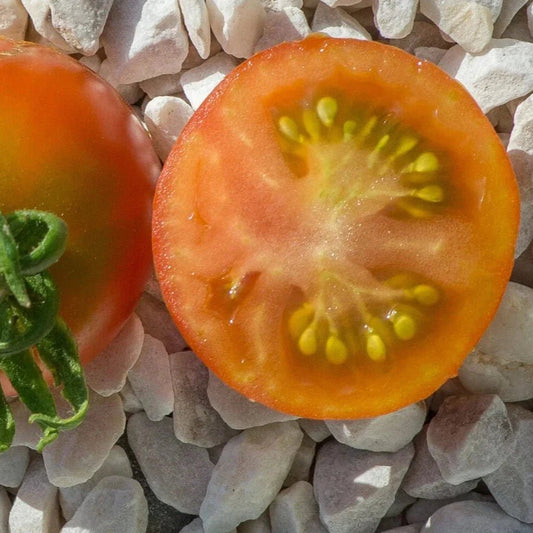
[394,135,419,157]
[396,198,433,218]
[325,335,348,365]
[390,313,416,341]
[302,109,321,141]
[298,326,318,355]
[412,152,439,172]
[375,134,390,151]
[360,116,378,138]
[343,120,358,141]
[414,184,444,203]
[278,116,300,142]
[288,304,314,339]
[413,284,439,306]
[368,134,391,168]
[316,97,338,127]
[366,333,387,362]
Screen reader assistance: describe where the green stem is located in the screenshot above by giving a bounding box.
[0,387,15,452]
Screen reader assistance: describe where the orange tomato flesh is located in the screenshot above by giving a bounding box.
[153,37,519,419]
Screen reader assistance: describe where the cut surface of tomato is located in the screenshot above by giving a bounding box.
[153,37,519,419]
[0,38,160,396]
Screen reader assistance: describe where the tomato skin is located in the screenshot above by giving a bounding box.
[0,38,160,396]
[153,37,519,419]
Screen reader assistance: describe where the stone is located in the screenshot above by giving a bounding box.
[420,500,533,532]
[135,292,187,353]
[283,433,316,487]
[97,59,145,104]
[0,489,9,533]
[48,0,113,55]
[414,46,447,64]
[270,481,327,533]
[373,0,418,39]
[428,378,469,412]
[420,0,493,53]
[10,399,42,450]
[0,446,29,488]
[127,412,213,514]
[78,54,102,73]
[85,313,144,397]
[389,21,450,52]
[179,0,211,59]
[180,52,238,110]
[119,380,143,413]
[426,394,514,484]
[298,419,331,442]
[438,39,533,114]
[59,445,133,520]
[43,392,126,487]
[200,421,303,533]
[380,526,422,533]
[385,489,416,518]
[207,372,298,430]
[62,476,148,533]
[311,2,372,40]
[254,7,310,52]
[458,282,533,401]
[326,402,426,452]
[239,511,272,533]
[321,0,367,6]
[101,0,189,84]
[139,73,183,99]
[313,440,414,533]
[402,426,479,499]
[127,334,174,421]
[170,351,237,447]
[484,404,533,522]
[494,0,529,36]
[261,0,303,8]
[144,96,193,162]
[0,0,28,40]
[9,456,60,533]
[206,0,266,58]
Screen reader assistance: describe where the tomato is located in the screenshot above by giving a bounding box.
[153,36,519,419]
[0,38,160,396]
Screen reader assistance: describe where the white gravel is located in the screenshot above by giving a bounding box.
[2,0,533,531]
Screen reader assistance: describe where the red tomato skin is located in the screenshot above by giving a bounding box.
[0,38,160,396]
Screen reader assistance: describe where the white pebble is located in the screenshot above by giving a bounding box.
[326,402,426,452]
[438,39,533,114]
[139,74,183,99]
[179,0,211,59]
[207,372,298,430]
[426,394,514,484]
[494,0,529,36]
[101,0,189,84]
[200,422,303,533]
[0,0,28,40]
[239,511,271,533]
[254,7,310,53]
[389,20,449,52]
[420,0,493,53]
[206,0,266,58]
[43,392,126,487]
[311,2,372,39]
[9,456,60,533]
[180,51,238,109]
[320,0,366,7]
[21,0,72,50]
[414,46,447,63]
[373,0,417,39]
[62,476,148,533]
[0,446,29,488]
[97,59,145,104]
[283,434,316,487]
[127,412,214,514]
[298,419,331,442]
[85,313,144,397]
[261,0,303,8]
[144,96,193,162]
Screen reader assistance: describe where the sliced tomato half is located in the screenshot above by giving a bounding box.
[153,36,519,419]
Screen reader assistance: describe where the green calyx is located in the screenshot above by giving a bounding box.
[0,210,88,452]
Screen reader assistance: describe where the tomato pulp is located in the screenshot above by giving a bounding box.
[153,37,519,419]
[0,38,160,396]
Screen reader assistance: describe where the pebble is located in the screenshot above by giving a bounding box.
[414,45,447,64]
[298,419,331,442]
[458,282,533,401]
[381,526,422,533]
[42,392,126,487]
[420,500,533,532]
[206,0,266,58]
[269,481,327,533]
[261,0,303,9]
[180,52,238,110]
[179,0,211,59]
[0,489,9,533]
[320,0,366,7]
[420,0,493,53]
[59,445,133,520]
[101,0,189,84]
[85,313,144,397]
[389,20,450,52]
[170,351,237,448]
[120,380,144,413]
[62,476,148,533]
[21,0,72,51]
[373,0,417,39]
[426,394,514,484]
[311,2,372,40]
[401,426,479,499]
[0,446,29,488]
[9,456,60,533]
[494,0,529,36]
[0,0,28,39]
[484,404,533,522]
[239,511,271,533]
[283,434,316,487]
[385,489,416,518]
[97,59,145,104]
[438,39,533,114]
[127,412,214,515]
[199,422,303,533]
[326,402,426,452]
[207,372,299,430]
[127,334,174,421]
[139,74,183,99]
[313,440,414,533]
